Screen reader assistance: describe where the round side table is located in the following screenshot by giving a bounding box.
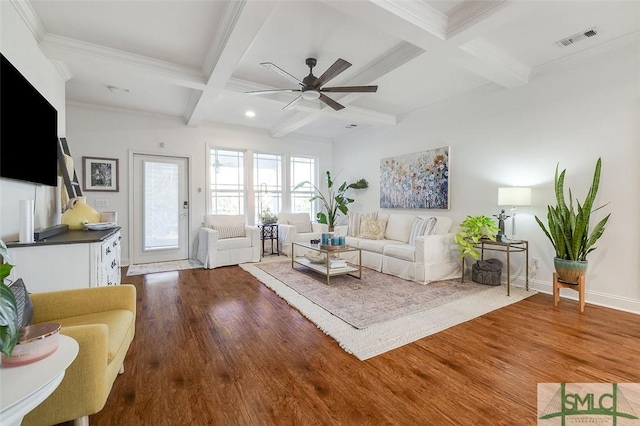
[0,334,79,426]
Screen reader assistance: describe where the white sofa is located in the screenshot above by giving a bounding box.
[335,212,461,284]
[277,212,328,256]
[196,214,261,268]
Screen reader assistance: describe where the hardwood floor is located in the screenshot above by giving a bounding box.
[83,265,638,425]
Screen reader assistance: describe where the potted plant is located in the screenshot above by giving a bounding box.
[535,158,610,283]
[260,207,278,224]
[295,171,368,231]
[0,240,19,357]
[454,215,500,259]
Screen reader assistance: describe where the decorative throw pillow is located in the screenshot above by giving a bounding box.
[357,218,387,240]
[425,216,438,236]
[348,212,378,237]
[9,278,34,329]
[288,220,312,233]
[408,217,438,246]
[211,224,245,239]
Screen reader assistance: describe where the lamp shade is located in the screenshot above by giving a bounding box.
[498,187,531,206]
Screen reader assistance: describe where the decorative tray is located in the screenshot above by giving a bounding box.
[84,222,117,231]
[320,244,347,251]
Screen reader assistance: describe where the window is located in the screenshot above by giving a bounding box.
[209,149,244,214]
[291,156,317,218]
[254,153,282,223]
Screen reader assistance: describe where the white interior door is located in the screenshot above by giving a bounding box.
[132,154,189,264]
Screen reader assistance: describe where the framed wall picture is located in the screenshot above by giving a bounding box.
[82,156,119,192]
[380,146,450,209]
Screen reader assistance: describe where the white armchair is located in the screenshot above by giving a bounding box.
[277,212,328,256]
[196,214,261,268]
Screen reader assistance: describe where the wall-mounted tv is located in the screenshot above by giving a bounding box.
[1,53,59,187]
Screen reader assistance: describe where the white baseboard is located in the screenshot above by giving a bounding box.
[509,275,640,315]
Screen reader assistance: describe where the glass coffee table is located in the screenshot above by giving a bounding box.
[291,242,362,285]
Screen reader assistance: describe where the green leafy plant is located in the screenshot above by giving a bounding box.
[454,215,500,259]
[0,240,19,357]
[535,158,610,261]
[294,171,369,230]
[260,207,278,224]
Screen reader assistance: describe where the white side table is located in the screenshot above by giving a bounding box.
[0,335,79,426]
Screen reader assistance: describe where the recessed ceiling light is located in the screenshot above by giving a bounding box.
[245,110,256,118]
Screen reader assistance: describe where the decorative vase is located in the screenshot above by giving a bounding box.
[61,197,100,230]
[554,258,588,283]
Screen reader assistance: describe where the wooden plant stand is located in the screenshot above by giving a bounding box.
[553,272,586,313]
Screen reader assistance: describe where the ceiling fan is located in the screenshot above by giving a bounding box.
[245,58,378,111]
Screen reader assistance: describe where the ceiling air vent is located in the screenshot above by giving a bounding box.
[555,27,598,48]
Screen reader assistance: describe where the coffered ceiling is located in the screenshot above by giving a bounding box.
[15,0,640,140]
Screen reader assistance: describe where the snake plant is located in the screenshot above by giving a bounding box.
[0,240,19,357]
[535,158,610,261]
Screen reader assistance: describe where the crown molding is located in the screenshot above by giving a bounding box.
[10,0,47,43]
[532,30,640,78]
[370,0,448,40]
[40,34,207,90]
[51,59,73,81]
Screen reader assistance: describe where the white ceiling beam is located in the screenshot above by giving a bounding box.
[184,0,277,126]
[456,38,530,89]
[328,0,530,89]
[40,34,207,90]
[368,0,449,40]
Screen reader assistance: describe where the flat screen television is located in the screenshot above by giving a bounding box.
[1,53,59,186]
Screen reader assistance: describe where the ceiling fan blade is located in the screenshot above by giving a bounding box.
[283,95,303,110]
[312,58,351,89]
[322,85,378,93]
[261,62,304,87]
[319,93,345,111]
[245,89,300,96]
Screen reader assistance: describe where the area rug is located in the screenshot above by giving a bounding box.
[240,261,536,360]
[126,259,204,276]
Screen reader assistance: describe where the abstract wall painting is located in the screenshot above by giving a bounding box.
[380,147,449,209]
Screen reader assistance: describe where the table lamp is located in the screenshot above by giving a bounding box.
[498,187,531,237]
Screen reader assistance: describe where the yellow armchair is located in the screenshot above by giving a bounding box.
[22,285,136,426]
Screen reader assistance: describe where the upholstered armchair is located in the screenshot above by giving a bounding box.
[196,214,261,268]
[277,212,328,256]
[23,285,136,426]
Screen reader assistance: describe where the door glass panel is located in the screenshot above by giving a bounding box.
[144,161,179,250]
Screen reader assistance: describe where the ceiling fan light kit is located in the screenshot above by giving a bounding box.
[246,57,377,111]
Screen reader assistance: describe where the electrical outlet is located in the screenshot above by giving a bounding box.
[532,257,540,269]
[95,199,109,208]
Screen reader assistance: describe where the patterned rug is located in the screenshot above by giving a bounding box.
[241,261,535,360]
[126,259,204,276]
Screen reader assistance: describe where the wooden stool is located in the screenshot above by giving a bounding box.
[553,272,586,312]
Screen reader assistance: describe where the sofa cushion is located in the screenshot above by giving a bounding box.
[358,218,387,240]
[211,224,245,239]
[287,219,312,233]
[384,214,415,243]
[431,216,452,234]
[409,217,438,246]
[383,244,416,262]
[358,239,400,254]
[56,310,134,363]
[204,214,244,228]
[218,237,252,250]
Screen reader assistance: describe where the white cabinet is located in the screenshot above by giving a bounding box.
[7,229,121,293]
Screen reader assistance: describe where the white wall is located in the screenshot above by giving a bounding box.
[333,42,640,313]
[0,1,66,241]
[66,105,333,265]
